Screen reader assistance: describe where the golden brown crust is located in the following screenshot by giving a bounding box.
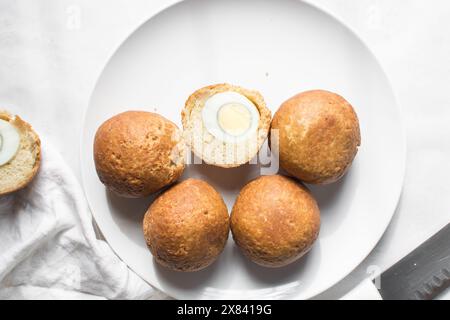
[143,179,230,272]
[231,175,320,268]
[181,83,272,168]
[0,111,41,196]
[271,90,361,184]
[94,111,185,198]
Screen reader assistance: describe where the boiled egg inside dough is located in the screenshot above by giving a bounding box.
[182,84,272,168]
[0,119,20,166]
[202,92,260,143]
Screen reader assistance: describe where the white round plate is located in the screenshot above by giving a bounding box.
[81,0,405,299]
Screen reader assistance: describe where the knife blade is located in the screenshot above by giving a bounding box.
[377,223,450,300]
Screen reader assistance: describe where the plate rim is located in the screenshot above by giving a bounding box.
[80,0,407,299]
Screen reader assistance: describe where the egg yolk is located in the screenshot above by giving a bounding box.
[217,102,252,136]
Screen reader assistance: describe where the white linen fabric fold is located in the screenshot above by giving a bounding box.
[1,0,450,300]
[0,142,160,300]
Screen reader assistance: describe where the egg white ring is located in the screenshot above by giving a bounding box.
[201,91,260,143]
[0,119,20,166]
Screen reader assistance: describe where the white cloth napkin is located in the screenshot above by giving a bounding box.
[0,141,161,300]
[2,0,450,300]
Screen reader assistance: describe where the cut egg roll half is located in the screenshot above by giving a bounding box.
[182,84,271,168]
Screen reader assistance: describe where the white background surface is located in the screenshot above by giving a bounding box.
[1,0,450,299]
